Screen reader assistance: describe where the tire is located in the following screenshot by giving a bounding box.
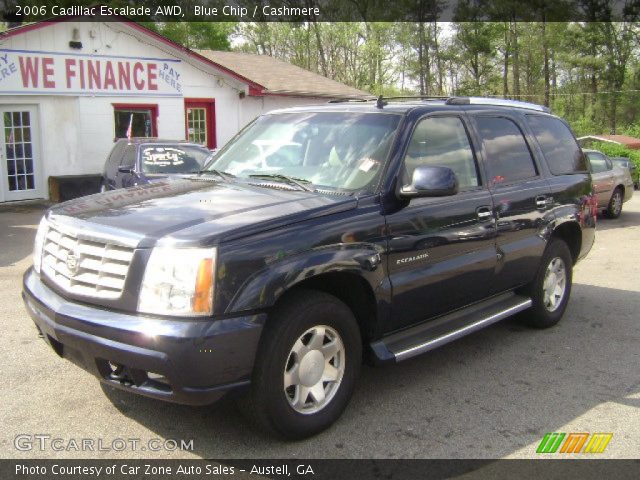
[521,239,573,329]
[605,187,623,219]
[239,290,361,439]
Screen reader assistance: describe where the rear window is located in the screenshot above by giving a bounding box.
[140,144,210,174]
[526,115,588,175]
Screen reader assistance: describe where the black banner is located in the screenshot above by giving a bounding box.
[2,459,640,480]
[2,0,640,24]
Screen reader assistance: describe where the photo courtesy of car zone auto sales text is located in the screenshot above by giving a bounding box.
[0,0,639,479]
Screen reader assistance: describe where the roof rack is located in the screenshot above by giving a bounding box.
[445,96,550,113]
[327,98,371,104]
[383,95,449,101]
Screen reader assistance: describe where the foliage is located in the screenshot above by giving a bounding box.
[143,22,235,50]
[233,20,640,136]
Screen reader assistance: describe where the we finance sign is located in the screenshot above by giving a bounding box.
[0,49,183,97]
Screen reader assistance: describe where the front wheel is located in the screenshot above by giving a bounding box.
[605,187,623,219]
[240,290,361,439]
[521,239,573,329]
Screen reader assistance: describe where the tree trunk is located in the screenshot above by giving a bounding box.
[542,19,550,107]
[503,22,510,98]
[433,22,443,95]
[418,22,426,95]
[511,20,520,99]
[311,20,328,77]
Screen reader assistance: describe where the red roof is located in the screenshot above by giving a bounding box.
[596,135,640,150]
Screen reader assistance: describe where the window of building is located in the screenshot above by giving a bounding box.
[113,104,158,139]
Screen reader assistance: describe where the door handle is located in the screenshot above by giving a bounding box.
[476,206,493,221]
[535,196,552,209]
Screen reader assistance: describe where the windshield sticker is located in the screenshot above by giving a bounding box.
[143,148,186,167]
[358,158,379,172]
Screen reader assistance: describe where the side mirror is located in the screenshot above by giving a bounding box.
[118,165,135,174]
[399,165,458,198]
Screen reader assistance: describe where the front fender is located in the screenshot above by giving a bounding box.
[224,243,387,314]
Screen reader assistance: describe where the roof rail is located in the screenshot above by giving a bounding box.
[446,96,550,113]
[327,98,371,104]
[381,95,449,101]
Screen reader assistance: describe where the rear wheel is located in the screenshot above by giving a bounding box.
[240,290,361,439]
[521,239,573,329]
[605,187,623,219]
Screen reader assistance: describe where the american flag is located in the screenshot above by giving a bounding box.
[126,114,133,140]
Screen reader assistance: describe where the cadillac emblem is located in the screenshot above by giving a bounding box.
[66,249,80,276]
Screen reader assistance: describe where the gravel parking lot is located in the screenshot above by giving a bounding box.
[1,194,638,460]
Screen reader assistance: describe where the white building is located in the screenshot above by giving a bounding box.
[0,18,368,203]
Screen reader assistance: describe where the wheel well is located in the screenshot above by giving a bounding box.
[551,222,581,264]
[272,272,378,343]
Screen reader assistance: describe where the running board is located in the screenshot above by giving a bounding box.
[370,292,532,363]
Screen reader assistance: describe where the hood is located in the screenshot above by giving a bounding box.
[48,178,357,248]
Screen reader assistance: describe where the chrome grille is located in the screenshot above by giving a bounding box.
[41,223,135,299]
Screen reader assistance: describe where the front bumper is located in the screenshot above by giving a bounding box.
[22,268,265,406]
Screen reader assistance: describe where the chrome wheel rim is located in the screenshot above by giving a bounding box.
[542,257,567,312]
[611,192,622,215]
[284,325,345,415]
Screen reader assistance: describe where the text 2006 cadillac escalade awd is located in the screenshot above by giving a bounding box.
[23,97,596,439]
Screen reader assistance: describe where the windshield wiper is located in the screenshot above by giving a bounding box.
[197,169,235,181]
[248,174,313,192]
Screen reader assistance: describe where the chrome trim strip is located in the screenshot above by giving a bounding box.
[394,299,532,362]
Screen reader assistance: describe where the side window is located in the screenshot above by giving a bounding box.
[121,145,137,168]
[526,115,588,174]
[105,141,125,176]
[586,152,609,173]
[475,116,537,185]
[404,116,480,190]
[605,156,613,170]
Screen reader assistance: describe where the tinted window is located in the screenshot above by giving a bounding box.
[105,141,125,176]
[526,115,588,174]
[475,117,537,185]
[404,117,479,190]
[586,152,610,173]
[121,146,136,168]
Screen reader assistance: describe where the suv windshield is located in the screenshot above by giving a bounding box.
[205,112,401,190]
[140,144,210,174]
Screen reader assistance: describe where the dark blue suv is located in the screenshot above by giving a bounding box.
[101,138,211,191]
[24,97,596,439]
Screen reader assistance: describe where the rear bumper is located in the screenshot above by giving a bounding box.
[22,268,265,406]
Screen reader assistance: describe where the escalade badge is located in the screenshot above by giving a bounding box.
[396,252,429,265]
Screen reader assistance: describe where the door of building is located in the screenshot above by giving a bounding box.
[184,99,216,149]
[0,106,43,202]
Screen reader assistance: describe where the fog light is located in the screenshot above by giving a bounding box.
[108,361,123,375]
[147,371,169,385]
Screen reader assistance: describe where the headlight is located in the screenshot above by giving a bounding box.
[138,247,216,316]
[33,216,48,274]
